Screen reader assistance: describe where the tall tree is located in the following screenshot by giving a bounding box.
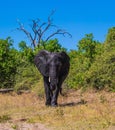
[105,27,115,44]
[105,27,115,50]
[17,11,72,48]
[77,33,101,63]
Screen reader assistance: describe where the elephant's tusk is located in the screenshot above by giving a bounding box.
[49,77,50,82]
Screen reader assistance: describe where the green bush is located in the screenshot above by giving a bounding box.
[66,51,90,89]
[84,49,115,90]
[0,38,18,88]
[14,60,41,91]
[1,27,115,92]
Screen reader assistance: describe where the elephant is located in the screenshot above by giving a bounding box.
[34,50,70,106]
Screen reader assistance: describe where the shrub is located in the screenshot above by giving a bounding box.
[0,38,18,88]
[84,49,115,90]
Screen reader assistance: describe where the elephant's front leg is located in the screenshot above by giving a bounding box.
[51,86,60,107]
[43,77,52,106]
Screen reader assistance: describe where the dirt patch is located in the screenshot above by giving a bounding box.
[0,123,50,130]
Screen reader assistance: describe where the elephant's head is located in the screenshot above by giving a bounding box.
[34,50,70,91]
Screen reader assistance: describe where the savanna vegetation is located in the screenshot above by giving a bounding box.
[0,90,114,130]
[0,27,115,92]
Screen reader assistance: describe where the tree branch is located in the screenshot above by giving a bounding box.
[17,10,72,48]
[17,20,36,47]
[45,29,72,42]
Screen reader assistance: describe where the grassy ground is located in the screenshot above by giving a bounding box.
[0,89,115,130]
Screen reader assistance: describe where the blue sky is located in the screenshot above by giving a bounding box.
[0,0,115,50]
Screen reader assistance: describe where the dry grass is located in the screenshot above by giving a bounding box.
[0,90,115,130]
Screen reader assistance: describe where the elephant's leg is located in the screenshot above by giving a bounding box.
[51,87,60,107]
[43,77,52,106]
[51,76,67,106]
[58,76,66,95]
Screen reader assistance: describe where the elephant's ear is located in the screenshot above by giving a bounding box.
[34,50,49,77]
[59,51,70,63]
[58,51,70,75]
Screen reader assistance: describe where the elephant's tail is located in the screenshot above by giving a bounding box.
[59,87,64,96]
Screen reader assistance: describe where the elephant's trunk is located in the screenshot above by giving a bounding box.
[49,76,58,91]
[49,65,58,91]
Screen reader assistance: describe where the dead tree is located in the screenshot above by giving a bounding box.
[0,88,13,93]
[17,11,72,48]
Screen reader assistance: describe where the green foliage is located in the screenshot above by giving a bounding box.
[18,41,28,51]
[78,33,101,63]
[66,29,115,91]
[44,39,67,52]
[84,44,115,90]
[14,62,41,91]
[67,53,91,89]
[0,37,18,88]
[105,27,115,44]
[77,28,115,90]
[14,42,41,91]
[1,27,115,92]
[35,39,66,53]
[66,34,103,89]
[0,37,66,91]
[18,41,35,63]
[82,27,115,90]
[67,51,86,89]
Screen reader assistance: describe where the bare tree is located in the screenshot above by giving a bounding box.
[17,11,72,48]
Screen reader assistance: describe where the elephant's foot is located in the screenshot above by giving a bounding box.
[51,102,58,107]
[45,100,51,106]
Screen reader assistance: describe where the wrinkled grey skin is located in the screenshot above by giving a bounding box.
[34,50,70,106]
